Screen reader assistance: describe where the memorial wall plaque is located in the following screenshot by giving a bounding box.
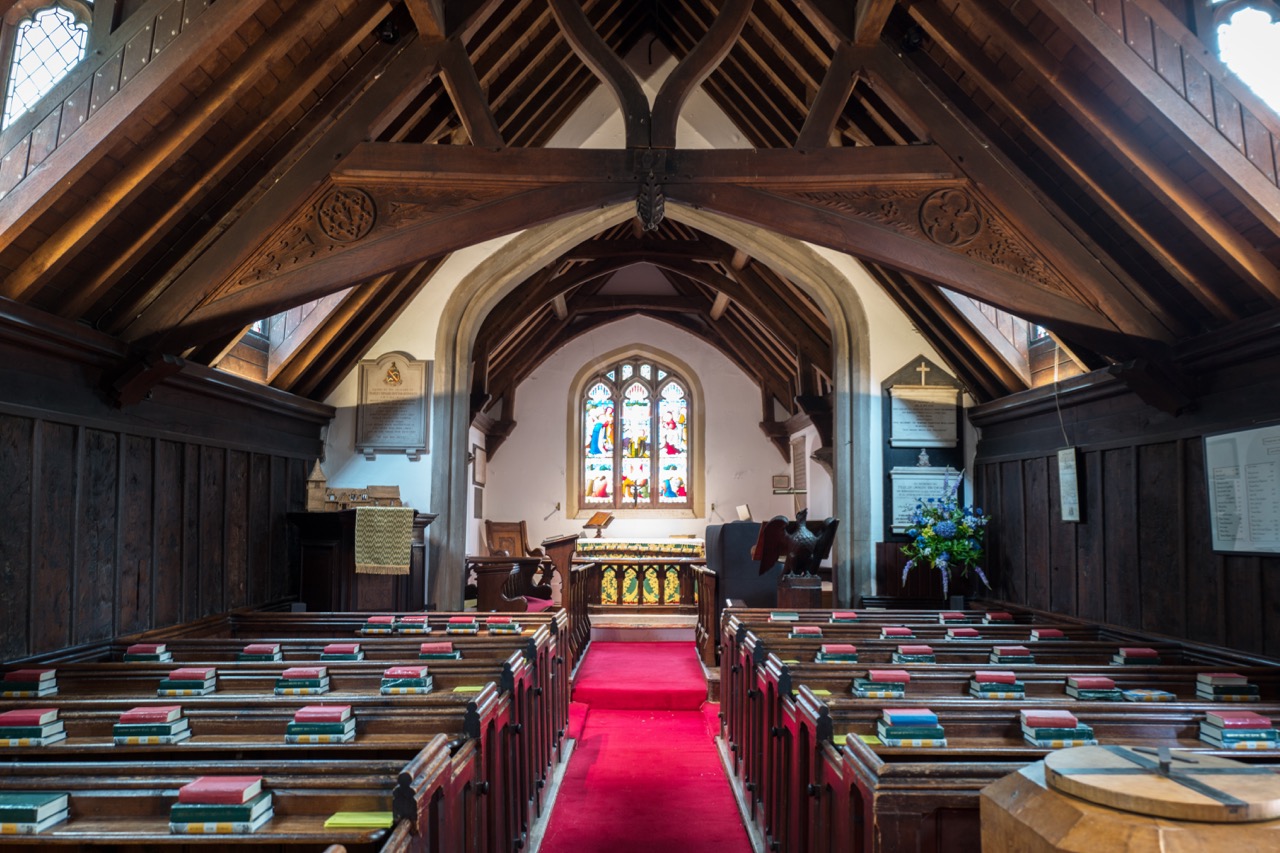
[889,385,959,448]
[356,351,430,460]
[890,466,960,533]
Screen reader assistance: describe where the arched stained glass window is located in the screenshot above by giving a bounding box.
[579,357,692,510]
[2,3,90,129]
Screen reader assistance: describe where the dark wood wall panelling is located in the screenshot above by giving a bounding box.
[971,358,1280,658]
[0,302,330,660]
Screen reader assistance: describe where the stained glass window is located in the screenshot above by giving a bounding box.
[3,4,90,129]
[578,358,693,510]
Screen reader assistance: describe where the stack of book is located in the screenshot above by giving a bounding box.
[487,616,521,635]
[397,614,431,634]
[113,705,190,745]
[876,708,946,747]
[381,665,432,695]
[790,625,823,640]
[1029,628,1065,641]
[938,611,969,624]
[1121,688,1176,702]
[829,611,858,623]
[893,644,935,664]
[169,776,272,834]
[320,643,363,662]
[983,611,1013,624]
[446,616,479,636]
[852,669,909,698]
[0,791,69,834]
[285,705,354,744]
[124,643,172,662]
[2,668,57,698]
[1195,672,1260,702]
[361,615,396,635]
[1021,709,1096,747]
[237,643,282,662]
[768,611,799,622]
[1111,646,1160,665]
[969,670,1025,699]
[274,666,329,696]
[990,645,1034,665]
[420,641,461,660]
[881,626,914,640]
[947,627,981,639]
[1198,710,1278,750]
[1065,675,1123,701]
[158,667,216,697]
[0,708,66,746]
[815,644,857,663]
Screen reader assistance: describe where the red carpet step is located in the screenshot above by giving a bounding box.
[571,642,707,710]
[539,709,752,853]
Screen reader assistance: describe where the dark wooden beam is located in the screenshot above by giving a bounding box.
[953,0,1280,301]
[651,0,755,148]
[864,44,1179,342]
[792,0,854,47]
[0,0,275,256]
[795,40,858,148]
[575,296,701,313]
[63,0,395,322]
[671,180,1151,356]
[405,0,446,39]
[549,0,651,147]
[903,0,1238,323]
[439,37,505,148]
[566,238,711,261]
[117,36,448,342]
[853,0,895,47]
[1028,0,1280,240]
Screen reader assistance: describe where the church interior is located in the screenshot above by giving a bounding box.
[1,0,1280,850]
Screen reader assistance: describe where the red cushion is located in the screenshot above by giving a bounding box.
[525,597,557,613]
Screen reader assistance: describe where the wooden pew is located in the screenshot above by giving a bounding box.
[719,606,1280,853]
[3,609,567,853]
[0,745,459,851]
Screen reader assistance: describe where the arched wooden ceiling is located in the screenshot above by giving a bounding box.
[0,0,1274,419]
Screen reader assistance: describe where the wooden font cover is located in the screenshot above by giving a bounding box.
[1044,745,1280,823]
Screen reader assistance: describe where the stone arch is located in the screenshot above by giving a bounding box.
[431,202,872,607]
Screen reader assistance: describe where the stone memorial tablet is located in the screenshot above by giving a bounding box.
[356,351,429,460]
[890,466,960,533]
[889,385,959,448]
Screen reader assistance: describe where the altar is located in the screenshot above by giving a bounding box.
[574,537,704,605]
[575,537,705,559]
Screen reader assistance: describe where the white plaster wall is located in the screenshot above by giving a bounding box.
[483,315,797,546]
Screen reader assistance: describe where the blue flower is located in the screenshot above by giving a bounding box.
[934,520,958,538]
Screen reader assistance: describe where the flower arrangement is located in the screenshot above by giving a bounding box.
[901,471,991,598]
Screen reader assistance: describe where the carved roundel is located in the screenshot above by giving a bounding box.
[317,187,376,243]
[919,188,982,247]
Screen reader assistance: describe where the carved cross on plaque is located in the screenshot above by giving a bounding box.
[916,361,931,385]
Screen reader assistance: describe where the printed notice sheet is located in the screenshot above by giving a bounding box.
[1205,424,1280,553]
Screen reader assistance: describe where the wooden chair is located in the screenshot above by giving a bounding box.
[482,520,555,602]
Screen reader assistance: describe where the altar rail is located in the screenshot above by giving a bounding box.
[572,558,702,610]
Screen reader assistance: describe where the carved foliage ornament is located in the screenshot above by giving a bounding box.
[317,187,376,242]
[781,186,1072,295]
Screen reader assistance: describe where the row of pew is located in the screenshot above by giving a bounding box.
[717,606,1280,853]
[0,607,573,851]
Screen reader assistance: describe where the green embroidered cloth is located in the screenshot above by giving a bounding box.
[354,507,414,575]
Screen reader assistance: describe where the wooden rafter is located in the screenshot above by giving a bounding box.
[549,0,651,147]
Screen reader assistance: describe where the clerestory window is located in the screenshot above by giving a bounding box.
[1204,1,1280,115]
[1,2,90,129]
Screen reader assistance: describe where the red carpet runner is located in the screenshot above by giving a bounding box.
[539,642,752,853]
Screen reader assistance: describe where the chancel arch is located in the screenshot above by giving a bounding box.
[431,202,871,610]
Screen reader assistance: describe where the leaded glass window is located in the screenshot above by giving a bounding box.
[3,4,90,129]
[579,357,692,510]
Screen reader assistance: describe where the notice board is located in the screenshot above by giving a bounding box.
[1205,423,1280,554]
